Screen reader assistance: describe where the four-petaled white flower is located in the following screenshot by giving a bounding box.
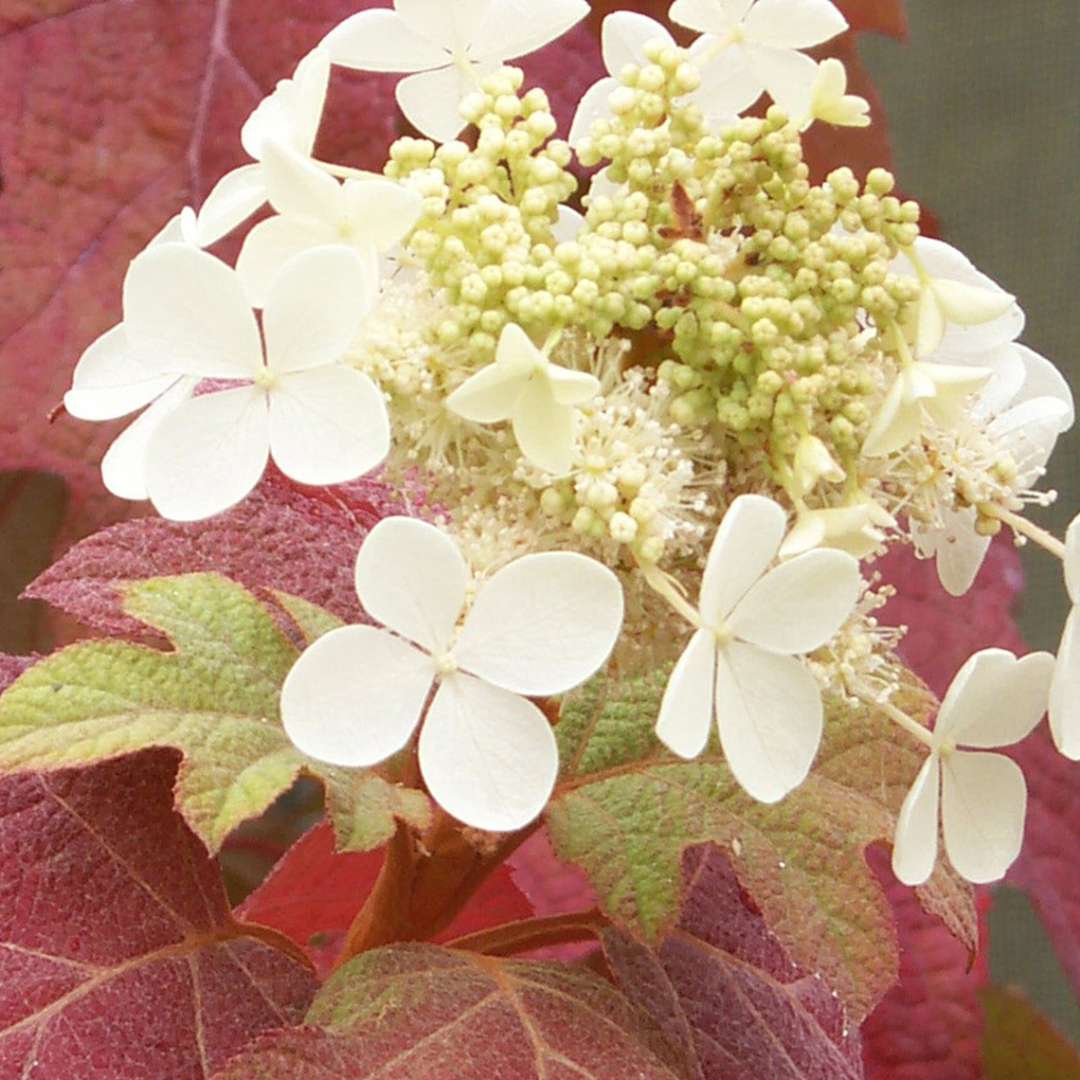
[894,238,1021,360]
[322,0,589,143]
[281,516,624,831]
[912,342,1074,596]
[670,0,848,118]
[862,360,991,458]
[447,324,600,475]
[655,494,862,802]
[1049,514,1080,760]
[122,243,389,521]
[797,57,870,130]
[198,49,332,246]
[892,648,1054,885]
[236,142,423,306]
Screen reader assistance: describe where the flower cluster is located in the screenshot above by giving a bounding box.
[65,0,1077,878]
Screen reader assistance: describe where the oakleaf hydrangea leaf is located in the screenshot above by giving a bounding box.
[0,749,316,1077]
[213,943,681,1079]
[548,667,975,1022]
[0,573,430,853]
[604,845,864,1079]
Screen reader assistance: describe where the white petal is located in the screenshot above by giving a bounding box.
[988,396,1072,487]
[957,651,1054,749]
[446,363,530,423]
[715,643,823,803]
[931,510,992,598]
[397,0,489,51]
[124,246,263,378]
[670,0,750,34]
[100,378,195,501]
[692,45,763,118]
[419,674,559,832]
[281,625,433,767]
[1066,515,1080,605]
[236,215,341,309]
[456,552,624,696]
[602,12,673,73]
[553,205,586,245]
[700,495,786,625]
[145,386,270,521]
[914,286,948,358]
[396,66,472,143]
[323,9,449,71]
[729,549,861,654]
[341,179,424,251]
[474,0,589,63]
[512,377,576,475]
[1012,344,1074,429]
[891,755,941,886]
[196,164,268,245]
[745,0,847,48]
[65,325,175,420]
[262,140,343,222]
[568,77,618,149]
[263,246,377,373]
[242,50,330,160]
[354,517,468,654]
[965,342,1027,420]
[745,43,819,114]
[1050,609,1080,759]
[862,377,921,457]
[268,367,389,485]
[545,364,599,406]
[941,751,1026,884]
[932,277,1016,327]
[655,628,717,759]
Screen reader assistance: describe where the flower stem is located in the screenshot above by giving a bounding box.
[846,677,935,748]
[445,908,610,957]
[982,504,1067,561]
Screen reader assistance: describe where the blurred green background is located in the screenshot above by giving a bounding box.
[863,0,1080,1043]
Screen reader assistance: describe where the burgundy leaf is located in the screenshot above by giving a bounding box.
[0,749,316,1077]
[605,844,864,1080]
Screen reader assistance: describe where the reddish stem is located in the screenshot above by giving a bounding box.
[445,908,610,957]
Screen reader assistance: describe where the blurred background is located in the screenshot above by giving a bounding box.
[863,0,1080,1043]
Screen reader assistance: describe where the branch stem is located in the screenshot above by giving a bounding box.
[445,909,610,957]
[846,677,935,748]
[982,504,1067,561]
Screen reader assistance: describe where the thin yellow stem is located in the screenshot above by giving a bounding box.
[982,504,1067,561]
[846,677,935,749]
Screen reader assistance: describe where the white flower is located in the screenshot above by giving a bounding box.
[64,218,212,501]
[322,0,589,143]
[120,243,389,521]
[197,49,331,245]
[447,324,600,475]
[791,433,845,497]
[892,648,1054,885]
[894,238,1021,359]
[670,0,848,117]
[797,57,870,130]
[236,142,422,306]
[913,344,1073,596]
[569,13,678,148]
[780,501,896,560]
[655,495,862,802]
[1049,514,1080,759]
[281,516,624,831]
[862,360,991,458]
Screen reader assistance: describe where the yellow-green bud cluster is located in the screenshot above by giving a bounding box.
[386,68,577,365]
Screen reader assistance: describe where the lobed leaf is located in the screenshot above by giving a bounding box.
[604,845,864,1080]
[979,984,1080,1080]
[0,749,316,1076]
[0,572,430,853]
[214,943,681,1079]
[547,666,975,1023]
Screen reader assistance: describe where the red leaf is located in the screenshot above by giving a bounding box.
[861,847,989,1080]
[605,844,864,1080]
[0,749,316,1077]
[0,1,400,549]
[25,467,421,642]
[238,820,534,977]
